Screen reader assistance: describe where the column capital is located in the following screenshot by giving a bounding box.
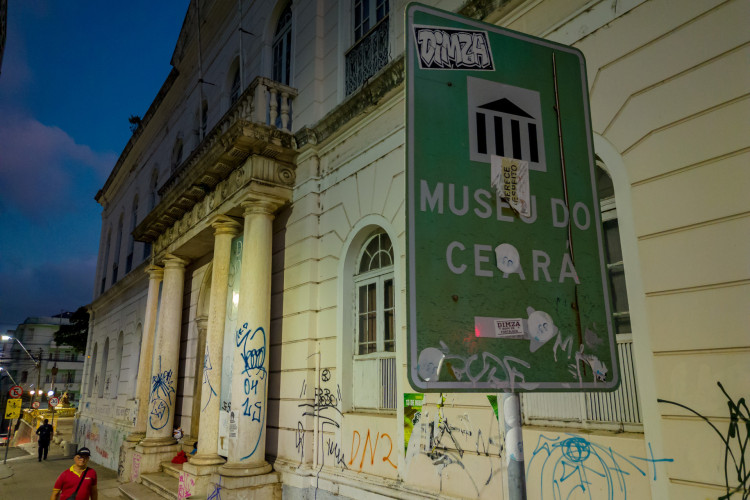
[161,254,190,269]
[210,215,242,236]
[146,264,164,280]
[240,195,286,218]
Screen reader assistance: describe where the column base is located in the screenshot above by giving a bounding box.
[209,468,281,500]
[218,460,272,477]
[138,435,177,448]
[181,461,223,498]
[132,442,181,482]
[125,431,145,443]
[188,452,226,467]
[118,439,138,483]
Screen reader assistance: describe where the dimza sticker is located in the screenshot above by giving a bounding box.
[413,25,494,70]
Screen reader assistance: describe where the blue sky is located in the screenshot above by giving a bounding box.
[0,1,190,330]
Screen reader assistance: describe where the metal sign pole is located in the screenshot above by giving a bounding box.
[502,393,527,500]
[3,419,12,464]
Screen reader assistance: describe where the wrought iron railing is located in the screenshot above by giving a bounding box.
[521,334,642,431]
[345,16,390,95]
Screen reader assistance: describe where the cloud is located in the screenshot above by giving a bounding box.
[0,114,116,218]
[0,255,96,325]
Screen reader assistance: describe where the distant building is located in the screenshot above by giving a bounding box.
[79,1,748,499]
[0,315,85,404]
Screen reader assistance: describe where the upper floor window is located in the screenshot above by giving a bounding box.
[126,196,138,274]
[171,137,184,173]
[230,66,241,105]
[101,229,111,294]
[112,213,124,284]
[272,3,292,85]
[200,100,208,139]
[346,0,390,95]
[352,229,396,411]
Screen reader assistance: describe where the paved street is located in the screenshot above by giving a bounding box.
[0,443,122,499]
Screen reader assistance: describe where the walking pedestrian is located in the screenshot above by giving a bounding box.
[36,418,54,461]
[50,447,98,500]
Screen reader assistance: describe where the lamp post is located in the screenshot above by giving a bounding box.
[1,335,42,406]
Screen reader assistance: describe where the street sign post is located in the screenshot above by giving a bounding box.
[8,386,22,399]
[406,4,618,393]
[4,399,21,420]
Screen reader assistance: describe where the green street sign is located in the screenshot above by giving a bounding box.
[406,4,619,392]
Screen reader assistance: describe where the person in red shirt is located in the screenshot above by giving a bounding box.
[50,447,98,500]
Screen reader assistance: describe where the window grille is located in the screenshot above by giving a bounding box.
[345,15,389,95]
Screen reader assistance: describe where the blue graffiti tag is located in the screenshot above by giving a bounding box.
[202,346,217,412]
[527,433,673,500]
[207,477,222,500]
[149,356,175,430]
[236,322,266,459]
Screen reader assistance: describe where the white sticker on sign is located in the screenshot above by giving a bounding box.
[493,318,525,338]
[491,156,531,217]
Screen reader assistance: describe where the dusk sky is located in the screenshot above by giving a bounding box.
[0,1,190,330]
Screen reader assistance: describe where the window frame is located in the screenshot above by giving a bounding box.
[351,230,396,412]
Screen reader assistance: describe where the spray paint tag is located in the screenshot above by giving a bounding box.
[491,155,530,217]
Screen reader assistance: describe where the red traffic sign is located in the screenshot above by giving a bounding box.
[48,397,59,407]
[9,385,22,398]
[32,401,40,409]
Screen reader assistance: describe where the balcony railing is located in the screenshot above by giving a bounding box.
[521,334,642,431]
[345,16,390,95]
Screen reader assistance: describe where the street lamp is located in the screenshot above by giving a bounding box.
[1,335,41,405]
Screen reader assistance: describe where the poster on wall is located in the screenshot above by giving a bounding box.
[403,393,424,454]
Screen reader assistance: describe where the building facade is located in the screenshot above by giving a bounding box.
[77,0,748,499]
[1,315,84,404]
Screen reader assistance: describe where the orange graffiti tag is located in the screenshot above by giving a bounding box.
[348,429,397,470]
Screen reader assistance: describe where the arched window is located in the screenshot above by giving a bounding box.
[87,343,97,397]
[352,229,396,410]
[130,324,143,398]
[101,229,111,294]
[171,137,184,173]
[126,196,138,274]
[110,332,124,399]
[272,3,292,85]
[112,214,124,284]
[98,338,109,398]
[229,63,241,106]
[597,160,630,334]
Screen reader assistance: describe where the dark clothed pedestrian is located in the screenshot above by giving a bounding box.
[50,447,98,500]
[36,418,54,461]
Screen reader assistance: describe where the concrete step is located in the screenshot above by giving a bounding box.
[119,481,166,500]
[141,472,178,500]
[160,460,183,479]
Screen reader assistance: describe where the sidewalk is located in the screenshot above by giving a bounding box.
[0,442,123,498]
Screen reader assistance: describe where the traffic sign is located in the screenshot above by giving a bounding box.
[406,4,618,392]
[32,401,40,409]
[4,399,21,419]
[48,397,59,408]
[8,386,22,398]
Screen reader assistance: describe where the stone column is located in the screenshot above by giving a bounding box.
[218,197,283,481]
[190,216,241,465]
[140,254,189,446]
[128,265,164,441]
[182,217,241,496]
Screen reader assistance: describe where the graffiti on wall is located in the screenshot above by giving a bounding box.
[405,395,504,497]
[131,453,141,482]
[149,356,175,430]
[527,433,673,500]
[658,381,748,500]
[202,345,218,412]
[178,471,196,499]
[235,322,266,459]
[75,417,130,471]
